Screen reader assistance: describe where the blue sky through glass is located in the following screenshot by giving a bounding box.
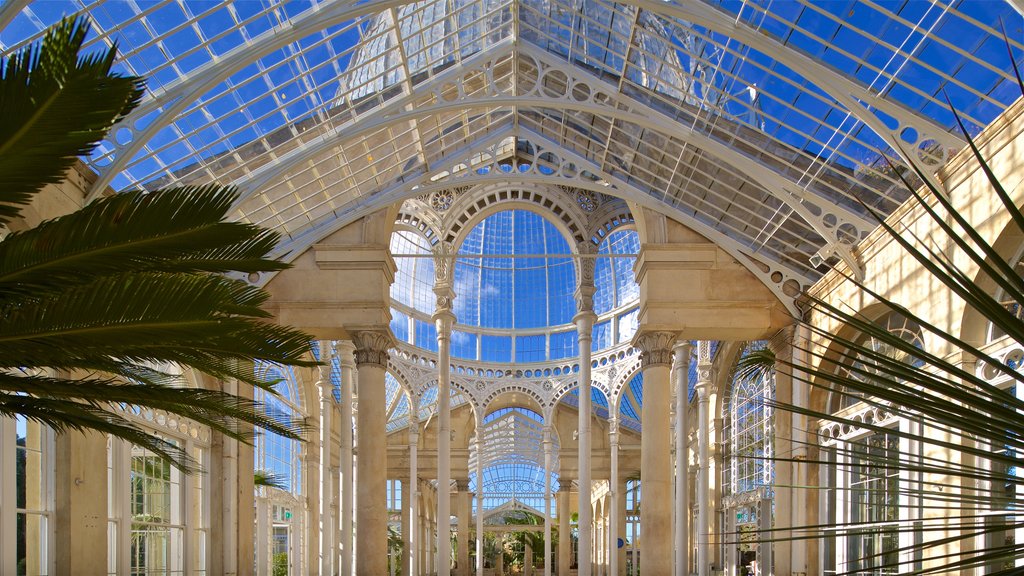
[455,210,576,330]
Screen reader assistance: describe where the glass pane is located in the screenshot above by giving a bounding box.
[17,512,47,576]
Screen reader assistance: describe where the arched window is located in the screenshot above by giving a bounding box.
[822,311,923,576]
[722,342,775,576]
[470,407,558,514]
[389,229,437,348]
[253,362,307,575]
[593,228,640,346]
[254,363,303,495]
[836,312,925,410]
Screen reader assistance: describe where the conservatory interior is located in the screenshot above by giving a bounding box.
[2,1,1024,575]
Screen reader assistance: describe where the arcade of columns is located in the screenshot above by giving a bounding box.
[262,196,792,575]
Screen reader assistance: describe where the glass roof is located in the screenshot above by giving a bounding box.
[2,0,1021,295]
[469,407,560,513]
[454,210,576,330]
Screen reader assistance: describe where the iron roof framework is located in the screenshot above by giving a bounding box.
[3,0,1022,299]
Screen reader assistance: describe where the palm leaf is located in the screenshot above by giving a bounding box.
[0,184,286,299]
[254,469,289,490]
[0,18,319,470]
[0,16,143,225]
[738,41,1024,575]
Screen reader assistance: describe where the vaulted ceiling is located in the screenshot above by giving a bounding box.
[3,0,1022,305]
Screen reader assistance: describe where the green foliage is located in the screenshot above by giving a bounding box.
[742,62,1024,574]
[272,552,288,576]
[0,16,318,471]
[253,470,288,490]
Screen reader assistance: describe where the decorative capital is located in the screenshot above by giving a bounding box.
[433,307,456,333]
[352,330,394,368]
[335,340,356,369]
[455,479,471,492]
[432,241,454,285]
[573,309,598,331]
[632,331,677,368]
[672,341,692,369]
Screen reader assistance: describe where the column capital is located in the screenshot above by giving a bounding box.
[336,339,356,368]
[352,330,394,368]
[455,479,471,492]
[542,426,554,446]
[672,341,693,366]
[559,481,574,493]
[573,308,598,330]
[608,417,620,442]
[632,331,677,368]
[433,306,456,333]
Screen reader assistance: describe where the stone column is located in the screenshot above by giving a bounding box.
[475,429,486,576]
[403,476,413,576]
[575,249,597,575]
[633,331,676,576]
[408,424,420,576]
[695,341,713,576]
[544,426,555,576]
[208,376,255,576]
[792,324,812,576]
[673,342,692,576]
[317,341,335,576]
[608,418,620,576]
[337,341,357,576]
[558,482,573,576]
[457,480,472,576]
[354,330,395,575]
[435,243,456,576]
[616,477,627,576]
[771,329,795,576]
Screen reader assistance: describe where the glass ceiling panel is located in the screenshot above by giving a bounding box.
[2,0,1020,285]
[390,229,436,315]
[454,210,576,330]
[593,228,640,315]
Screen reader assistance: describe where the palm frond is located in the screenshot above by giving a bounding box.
[0,185,285,299]
[0,16,143,225]
[254,469,289,490]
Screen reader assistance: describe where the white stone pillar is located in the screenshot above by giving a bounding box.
[435,310,454,576]
[402,476,413,576]
[337,341,357,576]
[673,342,692,576]
[353,330,395,575]
[317,342,335,576]
[457,480,472,576]
[634,331,676,576]
[791,324,811,576]
[558,483,572,576]
[408,425,420,576]
[695,341,714,576]
[544,426,555,576]
[435,243,456,576]
[475,430,485,576]
[575,250,597,575]
[608,418,620,576]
